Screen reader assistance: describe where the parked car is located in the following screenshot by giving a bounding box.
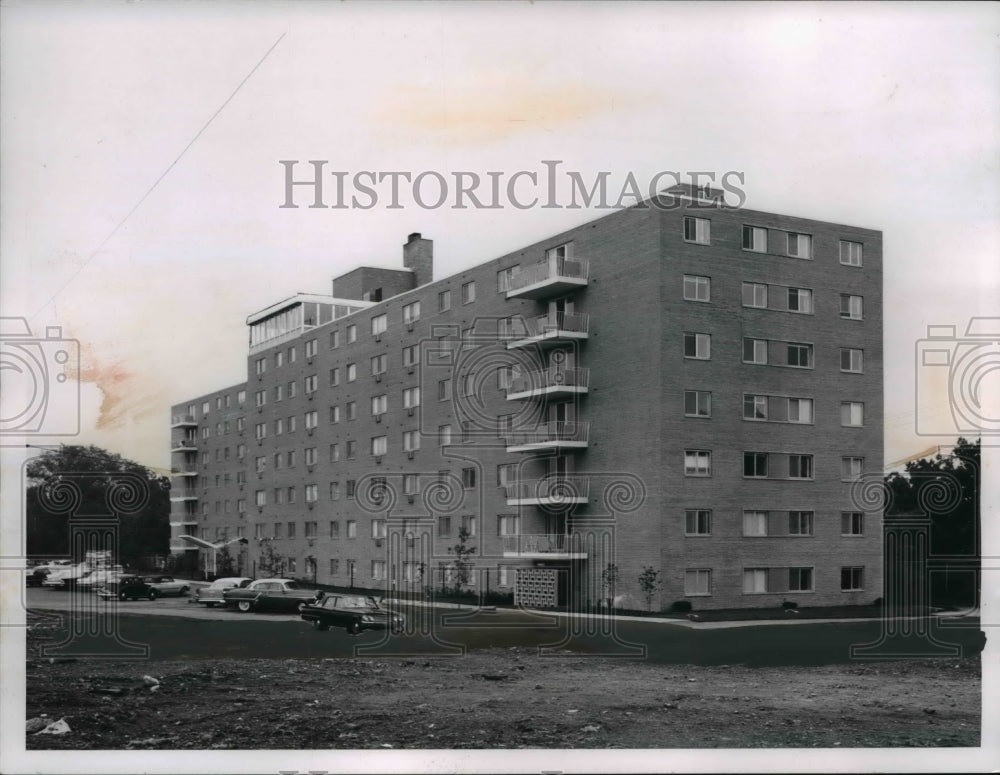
[97,575,157,601]
[222,578,321,613]
[42,563,91,589]
[194,576,252,607]
[76,567,126,591]
[26,560,73,587]
[300,594,405,634]
[143,576,190,597]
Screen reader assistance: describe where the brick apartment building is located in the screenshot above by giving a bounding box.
[168,185,883,611]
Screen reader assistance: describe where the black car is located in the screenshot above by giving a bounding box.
[300,594,405,634]
[97,575,158,601]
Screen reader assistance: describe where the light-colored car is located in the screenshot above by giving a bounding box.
[76,567,126,591]
[143,576,191,597]
[42,563,91,589]
[194,576,252,607]
[222,578,321,613]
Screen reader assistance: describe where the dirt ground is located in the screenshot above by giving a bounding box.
[25,627,980,749]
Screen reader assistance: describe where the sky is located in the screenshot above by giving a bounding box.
[1,2,998,773]
[2,2,997,476]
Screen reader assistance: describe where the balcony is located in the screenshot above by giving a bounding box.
[506,367,589,401]
[506,421,589,452]
[505,257,589,300]
[171,467,198,478]
[169,489,198,503]
[506,312,590,349]
[501,533,588,559]
[505,476,589,506]
[170,414,197,428]
[170,439,197,453]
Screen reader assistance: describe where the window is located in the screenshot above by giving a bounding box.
[403,474,418,495]
[346,519,357,538]
[403,430,420,452]
[371,354,387,375]
[841,512,864,536]
[346,324,357,343]
[841,402,864,426]
[329,368,340,387]
[788,398,813,424]
[255,390,267,407]
[288,381,297,398]
[274,419,284,436]
[497,366,514,391]
[237,390,246,404]
[253,359,266,377]
[743,511,768,537]
[683,216,711,244]
[402,345,418,367]
[743,569,768,594]
[371,313,387,336]
[461,515,477,537]
[684,450,711,477]
[462,467,477,488]
[329,558,339,575]
[329,519,340,538]
[330,330,340,349]
[497,414,514,436]
[788,511,814,536]
[329,481,340,500]
[346,401,356,420]
[460,374,475,397]
[839,240,863,267]
[461,281,476,304]
[371,435,387,456]
[841,457,864,481]
[742,282,767,308]
[402,301,421,324]
[788,455,814,479]
[742,225,767,252]
[305,375,318,394]
[287,450,296,467]
[744,452,768,478]
[273,522,283,539]
[743,338,767,364]
[497,266,520,292]
[255,423,267,440]
[841,348,864,373]
[304,447,317,465]
[305,484,318,503]
[305,410,318,429]
[438,289,451,312]
[438,379,452,401]
[685,509,711,536]
[788,567,813,592]
[346,363,357,382]
[403,387,420,409]
[371,560,386,580]
[683,275,711,302]
[786,343,813,368]
[787,232,812,259]
[237,417,245,432]
[438,425,452,446]
[840,294,863,320]
[684,390,712,418]
[372,519,387,539]
[498,515,520,536]
[787,288,813,314]
[372,394,387,416]
[329,405,341,424]
[841,567,864,591]
[684,332,711,359]
[287,522,296,539]
[305,339,318,358]
[743,394,768,420]
[346,440,356,459]
[437,516,451,538]
[275,384,284,402]
[684,569,712,596]
[329,443,340,462]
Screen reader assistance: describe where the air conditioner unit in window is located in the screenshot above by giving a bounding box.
[375,456,382,465]
[375,538,383,547]
[407,451,415,460]
[407,495,415,504]
[406,323,414,332]
[307,428,314,436]
[308,394,314,401]
[375,414,382,423]
[307,465,314,472]
[375,374,382,382]
[308,503,314,510]
[407,407,414,416]
[375,334,382,342]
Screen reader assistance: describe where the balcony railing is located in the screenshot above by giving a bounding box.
[501,534,587,558]
[170,414,197,427]
[505,312,590,348]
[170,439,197,452]
[504,476,589,505]
[507,367,590,399]
[169,489,198,502]
[505,257,589,299]
[506,421,589,451]
[170,467,198,477]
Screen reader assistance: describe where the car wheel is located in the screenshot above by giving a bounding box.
[312,619,329,632]
[148,590,157,601]
[179,586,189,597]
[237,600,253,613]
[347,621,361,636]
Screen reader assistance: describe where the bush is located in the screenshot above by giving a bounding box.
[670,600,693,613]
[782,600,799,610]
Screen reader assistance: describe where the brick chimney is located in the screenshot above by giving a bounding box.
[403,233,433,287]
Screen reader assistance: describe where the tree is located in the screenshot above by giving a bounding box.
[884,437,980,605]
[638,566,662,612]
[25,445,170,562]
[255,538,285,578]
[448,527,476,595]
[601,563,619,610]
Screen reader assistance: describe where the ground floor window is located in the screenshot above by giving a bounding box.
[684,569,711,596]
[841,566,864,591]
